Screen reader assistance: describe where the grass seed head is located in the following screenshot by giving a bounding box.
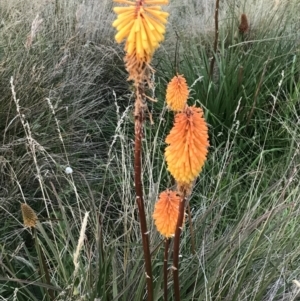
[166,74,189,111]
[21,203,38,228]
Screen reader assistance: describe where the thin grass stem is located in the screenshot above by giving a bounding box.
[34,228,55,301]
[246,61,268,126]
[187,204,195,255]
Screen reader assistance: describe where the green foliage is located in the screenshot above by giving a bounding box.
[1,0,300,300]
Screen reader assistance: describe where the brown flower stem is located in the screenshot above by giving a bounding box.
[173,196,186,301]
[164,238,170,301]
[134,90,153,301]
[209,0,220,79]
[187,204,196,255]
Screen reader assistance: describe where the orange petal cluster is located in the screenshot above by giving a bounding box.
[166,74,189,111]
[165,106,209,184]
[21,203,38,228]
[113,0,169,63]
[153,190,180,237]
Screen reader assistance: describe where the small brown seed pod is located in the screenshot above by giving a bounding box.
[21,203,38,228]
[239,14,249,34]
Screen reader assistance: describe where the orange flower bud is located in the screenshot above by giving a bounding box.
[166,74,189,111]
[153,190,181,237]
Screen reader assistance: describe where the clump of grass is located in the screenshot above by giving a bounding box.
[157,0,300,154]
[1,75,300,301]
[0,0,128,216]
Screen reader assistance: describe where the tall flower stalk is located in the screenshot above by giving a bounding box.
[112,1,169,299]
[153,74,209,300]
[209,0,220,79]
[166,105,209,301]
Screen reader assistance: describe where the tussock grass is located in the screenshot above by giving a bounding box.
[1,0,300,300]
[0,0,126,213]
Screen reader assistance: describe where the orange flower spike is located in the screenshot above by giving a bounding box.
[165,106,209,184]
[153,190,181,237]
[166,74,189,111]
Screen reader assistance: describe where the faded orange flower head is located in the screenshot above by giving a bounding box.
[124,51,151,83]
[165,106,209,184]
[166,74,189,111]
[239,13,249,34]
[112,0,169,63]
[21,203,38,228]
[153,190,180,237]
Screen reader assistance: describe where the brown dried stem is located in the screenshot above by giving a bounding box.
[134,87,153,301]
[164,238,170,301]
[173,195,186,301]
[209,0,220,79]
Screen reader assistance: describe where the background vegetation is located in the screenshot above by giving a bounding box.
[0,0,300,300]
